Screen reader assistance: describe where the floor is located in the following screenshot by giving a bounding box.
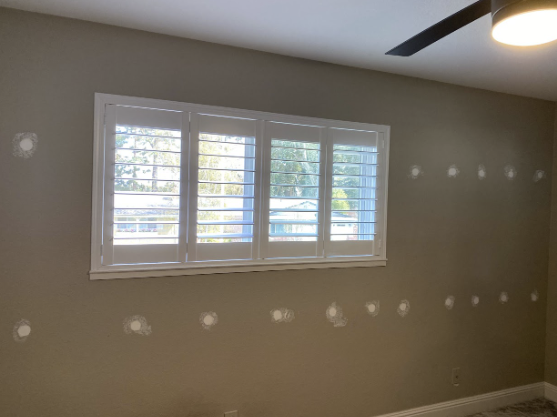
[469,398,557,416]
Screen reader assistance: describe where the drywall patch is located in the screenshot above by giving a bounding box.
[445,296,455,310]
[408,165,423,179]
[397,300,410,317]
[534,170,546,182]
[478,164,487,180]
[531,290,539,302]
[13,319,31,343]
[271,308,295,323]
[471,295,480,307]
[123,315,152,336]
[326,302,348,327]
[200,311,218,330]
[447,164,459,178]
[12,132,38,159]
[504,165,517,180]
[499,291,509,304]
[365,300,380,317]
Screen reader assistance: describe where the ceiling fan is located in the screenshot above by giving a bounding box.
[386,0,557,56]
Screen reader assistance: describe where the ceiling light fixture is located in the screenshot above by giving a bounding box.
[386,0,557,56]
[492,0,557,46]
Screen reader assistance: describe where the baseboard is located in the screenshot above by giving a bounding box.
[374,382,544,417]
[544,382,557,402]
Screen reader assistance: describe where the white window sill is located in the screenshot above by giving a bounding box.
[89,258,387,280]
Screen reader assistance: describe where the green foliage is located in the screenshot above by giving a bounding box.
[270,140,319,198]
[331,189,349,210]
[114,126,180,194]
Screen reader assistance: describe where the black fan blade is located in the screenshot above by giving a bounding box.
[386,0,491,56]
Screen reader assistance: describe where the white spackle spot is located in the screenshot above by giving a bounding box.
[123,315,152,336]
[365,300,380,317]
[12,132,38,159]
[531,290,539,302]
[471,295,480,307]
[445,296,455,310]
[272,309,283,321]
[271,307,295,323]
[397,300,410,317]
[13,319,31,343]
[533,170,546,182]
[447,164,459,178]
[200,311,218,330]
[504,165,517,180]
[20,138,33,151]
[282,309,295,322]
[408,165,423,180]
[478,165,487,180]
[326,302,347,327]
[499,291,509,304]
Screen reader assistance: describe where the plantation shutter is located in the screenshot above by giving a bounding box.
[102,104,188,265]
[92,94,390,277]
[324,128,382,257]
[261,122,326,259]
[188,114,260,262]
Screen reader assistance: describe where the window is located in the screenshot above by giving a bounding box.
[91,94,390,279]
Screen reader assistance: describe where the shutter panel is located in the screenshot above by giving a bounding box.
[325,128,379,257]
[103,104,187,265]
[190,114,259,262]
[261,122,325,259]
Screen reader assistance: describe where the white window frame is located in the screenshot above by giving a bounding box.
[91,93,390,280]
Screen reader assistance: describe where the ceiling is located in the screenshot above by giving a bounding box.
[2,0,557,101]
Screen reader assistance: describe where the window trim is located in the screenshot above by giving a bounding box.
[91,93,390,279]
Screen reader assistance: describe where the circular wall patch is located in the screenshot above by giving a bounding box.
[533,170,546,182]
[12,132,38,159]
[13,319,31,343]
[408,165,423,179]
[445,296,455,310]
[478,165,487,180]
[270,308,295,323]
[326,302,348,327]
[531,290,539,302]
[397,300,410,317]
[447,164,459,178]
[123,315,152,336]
[504,165,517,180]
[365,300,380,317]
[200,311,218,330]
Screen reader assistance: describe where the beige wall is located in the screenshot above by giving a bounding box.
[0,8,555,417]
[546,108,557,385]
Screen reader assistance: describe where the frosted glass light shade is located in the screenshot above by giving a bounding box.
[492,9,557,46]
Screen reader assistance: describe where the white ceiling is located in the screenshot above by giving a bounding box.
[2,0,557,101]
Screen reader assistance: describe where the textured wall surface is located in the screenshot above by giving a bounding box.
[546,108,557,385]
[0,8,555,417]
